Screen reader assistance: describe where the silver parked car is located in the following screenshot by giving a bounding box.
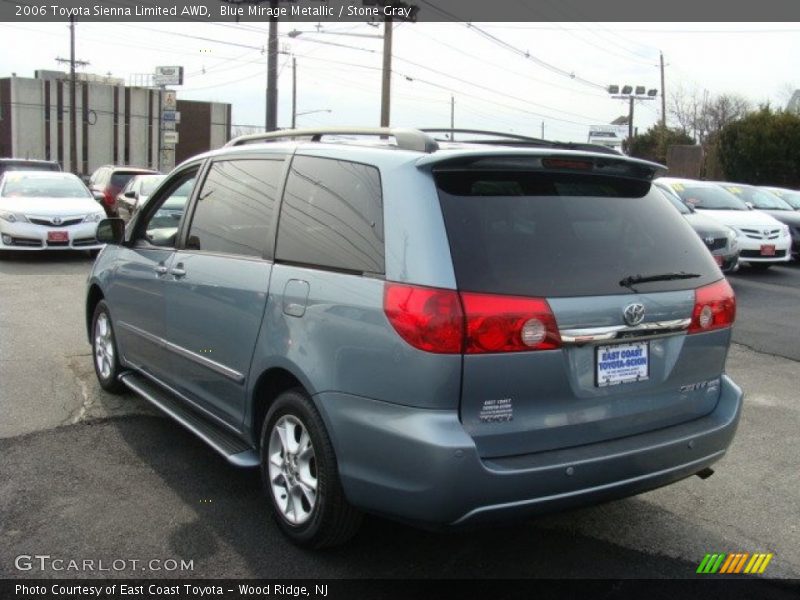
[87,128,743,548]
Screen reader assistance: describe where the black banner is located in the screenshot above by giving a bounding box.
[2,579,800,600]
[3,0,800,22]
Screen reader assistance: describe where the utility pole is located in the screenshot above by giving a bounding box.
[660,51,666,128]
[380,16,393,128]
[266,0,279,131]
[449,95,454,139]
[55,16,89,174]
[291,56,297,129]
[628,96,635,140]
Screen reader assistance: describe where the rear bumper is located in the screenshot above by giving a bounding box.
[316,375,743,527]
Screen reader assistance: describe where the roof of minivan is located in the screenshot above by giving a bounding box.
[186,141,665,179]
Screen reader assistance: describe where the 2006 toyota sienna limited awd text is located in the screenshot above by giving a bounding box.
[86,128,743,548]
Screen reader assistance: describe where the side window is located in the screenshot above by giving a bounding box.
[140,170,197,248]
[185,158,283,258]
[276,156,384,274]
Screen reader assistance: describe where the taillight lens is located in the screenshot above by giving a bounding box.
[103,190,115,206]
[461,292,561,353]
[384,284,464,353]
[383,283,561,354]
[688,279,736,333]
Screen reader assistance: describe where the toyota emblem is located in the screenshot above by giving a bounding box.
[623,303,646,326]
[52,217,63,225]
[763,229,770,237]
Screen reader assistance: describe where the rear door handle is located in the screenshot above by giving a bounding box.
[170,265,186,278]
[155,264,168,275]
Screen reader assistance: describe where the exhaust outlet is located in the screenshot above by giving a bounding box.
[695,467,715,480]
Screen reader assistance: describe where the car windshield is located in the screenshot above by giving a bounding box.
[657,187,690,214]
[723,185,794,210]
[0,174,90,199]
[769,189,800,209]
[139,176,164,196]
[665,183,748,210]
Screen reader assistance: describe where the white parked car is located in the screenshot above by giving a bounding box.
[657,177,791,270]
[0,171,106,254]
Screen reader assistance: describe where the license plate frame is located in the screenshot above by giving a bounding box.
[760,244,776,256]
[47,230,69,242]
[595,341,650,388]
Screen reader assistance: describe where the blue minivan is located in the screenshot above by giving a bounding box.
[87,128,743,548]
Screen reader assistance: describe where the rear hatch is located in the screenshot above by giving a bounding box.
[431,155,733,458]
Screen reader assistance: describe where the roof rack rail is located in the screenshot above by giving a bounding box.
[421,128,623,156]
[225,127,440,153]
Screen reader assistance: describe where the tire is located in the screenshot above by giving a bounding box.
[260,389,362,548]
[91,300,126,394]
[87,249,100,259]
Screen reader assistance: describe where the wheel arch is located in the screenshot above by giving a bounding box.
[86,283,105,342]
[249,365,315,448]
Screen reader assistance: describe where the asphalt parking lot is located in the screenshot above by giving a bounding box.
[0,253,798,580]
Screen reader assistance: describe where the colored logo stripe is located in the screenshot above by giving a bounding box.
[698,552,774,574]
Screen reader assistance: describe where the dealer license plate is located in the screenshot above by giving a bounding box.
[596,341,650,387]
[47,231,68,242]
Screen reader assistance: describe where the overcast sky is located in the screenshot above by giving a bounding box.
[0,20,798,142]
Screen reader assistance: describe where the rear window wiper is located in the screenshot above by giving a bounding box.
[619,272,701,290]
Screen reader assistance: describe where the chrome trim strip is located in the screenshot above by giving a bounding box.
[559,318,691,344]
[118,321,245,384]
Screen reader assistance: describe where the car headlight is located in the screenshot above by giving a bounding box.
[83,212,106,223]
[725,227,738,247]
[781,224,791,238]
[0,211,28,223]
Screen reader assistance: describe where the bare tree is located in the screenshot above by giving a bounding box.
[669,85,750,146]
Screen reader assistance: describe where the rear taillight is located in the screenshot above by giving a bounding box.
[383,284,464,353]
[383,283,561,354]
[688,279,736,334]
[460,292,561,353]
[103,190,115,206]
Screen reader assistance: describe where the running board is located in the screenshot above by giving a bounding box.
[119,372,259,468]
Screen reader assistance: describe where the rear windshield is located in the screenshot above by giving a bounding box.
[435,172,720,297]
[664,182,747,210]
[110,172,143,190]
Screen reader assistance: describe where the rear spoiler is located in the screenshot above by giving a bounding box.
[416,150,667,182]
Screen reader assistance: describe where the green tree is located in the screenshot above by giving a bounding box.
[717,107,800,187]
[622,125,694,164]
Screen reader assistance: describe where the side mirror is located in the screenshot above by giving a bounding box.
[92,190,105,203]
[124,190,136,199]
[96,218,125,245]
